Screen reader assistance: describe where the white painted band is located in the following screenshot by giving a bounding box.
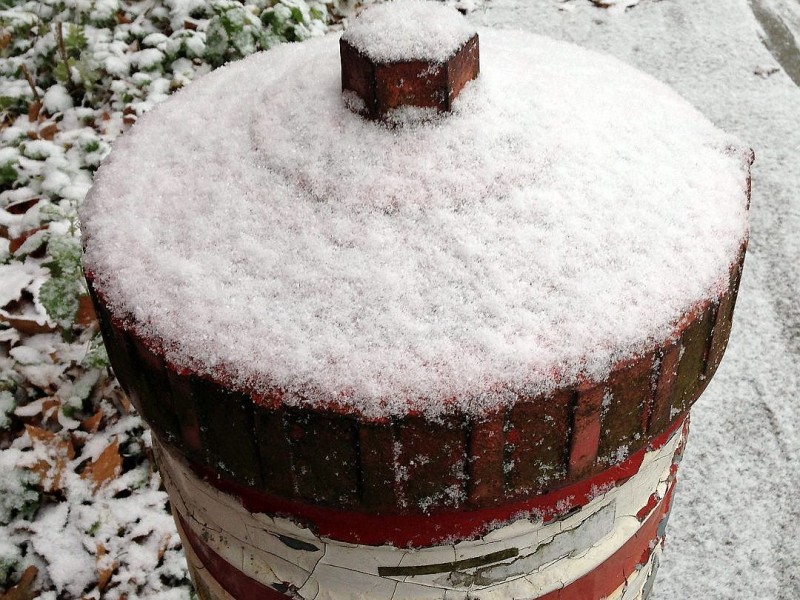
[156,426,683,600]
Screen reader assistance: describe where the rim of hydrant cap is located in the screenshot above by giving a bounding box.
[81,28,753,420]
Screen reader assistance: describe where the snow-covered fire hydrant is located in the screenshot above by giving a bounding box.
[81,2,752,599]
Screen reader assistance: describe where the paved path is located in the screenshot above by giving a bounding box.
[471,2,800,598]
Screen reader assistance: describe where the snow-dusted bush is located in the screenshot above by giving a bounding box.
[0,449,40,525]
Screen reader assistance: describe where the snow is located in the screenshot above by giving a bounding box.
[341,0,477,62]
[104,55,130,77]
[29,503,95,597]
[83,29,749,419]
[42,84,73,114]
[0,263,37,307]
[8,345,44,366]
[131,48,166,70]
[470,2,800,598]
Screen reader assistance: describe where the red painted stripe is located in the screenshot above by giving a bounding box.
[538,480,675,600]
[179,513,288,599]
[177,480,676,600]
[568,382,603,478]
[179,416,685,548]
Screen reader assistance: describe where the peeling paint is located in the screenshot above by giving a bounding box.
[155,422,684,600]
[379,548,519,578]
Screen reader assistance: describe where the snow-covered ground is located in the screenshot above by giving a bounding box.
[470,1,800,597]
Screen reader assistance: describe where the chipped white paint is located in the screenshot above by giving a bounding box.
[175,513,237,600]
[157,425,684,600]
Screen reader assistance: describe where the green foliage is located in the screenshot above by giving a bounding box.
[81,333,110,369]
[39,234,84,333]
[0,539,22,587]
[0,96,16,111]
[0,452,40,525]
[205,1,269,67]
[53,58,72,84]
[262,0,327,43]
[0,162,17,188]
[0,390,15,431]
[205,0,328,67]
[62,22,87,57]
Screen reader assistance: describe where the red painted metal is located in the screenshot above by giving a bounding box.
[180,416,685,548]
[567,382,603,478]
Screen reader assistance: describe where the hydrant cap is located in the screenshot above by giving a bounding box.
[80,12,752,419]
[341,0,476,64]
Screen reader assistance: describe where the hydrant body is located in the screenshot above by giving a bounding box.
[81,2,753,598]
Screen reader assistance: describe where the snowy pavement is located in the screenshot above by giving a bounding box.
[471,1,800,597]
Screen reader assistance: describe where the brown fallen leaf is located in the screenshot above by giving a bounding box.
[24,424,75,493]
[26,100,41,123]
[81,438,122,492]
[80,409,104,433]
[40,397,60,424]
[23,425,52,443]
[75,294,98,327]
[70,431,87,452]
[8,227,47,256]
[0,565,38,600]
[28,457,68,493]
[117,393,132,415]
[38,122,59,141]
[95,543,117,591]
[0,30,12,53]
[0,313,56,335]
[0,312,57,335]
[4,198,40,215]
[25,425,75,459]
[157,534,171,562]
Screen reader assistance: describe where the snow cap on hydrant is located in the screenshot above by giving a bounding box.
[81,1,753,599]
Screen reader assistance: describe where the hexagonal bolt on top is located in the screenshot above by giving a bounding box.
[339,0,480,121]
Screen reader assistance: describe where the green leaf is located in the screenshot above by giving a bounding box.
[0,456,40,525]
[0,162,17,187]
[53,57,76,84]
[83,139,100,153]
[81,333,110,369]
[39,234,84,332]
[45,234,82,279]
[39,273,80,331]
[0,390,15,431]
[64,23,88,57]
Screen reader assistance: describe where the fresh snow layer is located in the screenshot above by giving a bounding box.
[81,30,750,418]
[341,0,476,63]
